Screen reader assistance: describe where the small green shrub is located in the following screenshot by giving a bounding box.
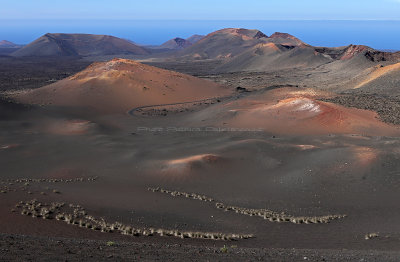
[220,245,228,253]
[106,241,116,246]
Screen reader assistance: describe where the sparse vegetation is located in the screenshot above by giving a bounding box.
[220,245,229,253]
[106,241,116,246]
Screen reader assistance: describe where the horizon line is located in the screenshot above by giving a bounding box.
[2,19,400,21]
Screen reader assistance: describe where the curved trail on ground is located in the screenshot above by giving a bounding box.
[126,95,233,117]
[126,85,284,117]
[126,84,289,117]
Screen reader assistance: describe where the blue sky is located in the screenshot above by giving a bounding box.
[1,0,400,20]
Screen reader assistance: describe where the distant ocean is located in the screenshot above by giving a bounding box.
[1,20,400,50]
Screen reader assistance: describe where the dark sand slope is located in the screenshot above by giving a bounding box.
[1,95,400,260]
[11,33,149,57]
[13,58,231,114]
[215,43,332,72]
[2,234,400,261]
[352,62,400,94]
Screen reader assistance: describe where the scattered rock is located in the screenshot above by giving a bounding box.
[149,187,346,224]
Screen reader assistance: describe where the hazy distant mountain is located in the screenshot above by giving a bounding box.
[176,28,312,60]
[186,34,205,44]
[268,32,305,46]
[0,40,21,48]
[10,29,400,74]
[160,37,193,50]
[152,35,204,50]
[0,40,23,55]
[171,28,400,72]
[379,49,399,53]
[11,33,150,57]
[178,28,269,60]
